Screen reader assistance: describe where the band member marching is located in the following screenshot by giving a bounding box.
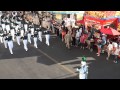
[0,28,4,43]
[30,22,34,37]
[3,32,8,48]
[7,33,14,54]
[27,28,31,44]
[1,15,6,31]
[76,56,88,79]
[44,28,50,46]
[24,20,29,32]
[15,29,21,45]
[10,25,15,41]
[33,30,38,48]
[14,20,20,33]
[20,25,25,39]
[16,15,22,28]
[0,11,2,24]
[5,17,10,34]
[38,25,42,42]
[22,33,28,51]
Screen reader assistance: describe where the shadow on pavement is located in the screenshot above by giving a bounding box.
[37,56,55,65]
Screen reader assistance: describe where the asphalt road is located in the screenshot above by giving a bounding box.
[0,34,120,79]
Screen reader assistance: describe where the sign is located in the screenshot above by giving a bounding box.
[55,14,62,20]
[76,14,84,20]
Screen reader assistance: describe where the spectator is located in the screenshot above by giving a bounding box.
[106,42,113,60]
[96,37,102,56]
[113,45,120,63]
[65,31,73,49]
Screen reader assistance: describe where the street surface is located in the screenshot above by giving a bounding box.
[0,34,120,79]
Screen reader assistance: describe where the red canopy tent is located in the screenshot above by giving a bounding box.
[100,27,120,35]
[76,19,84,24]
[84,16,119,29]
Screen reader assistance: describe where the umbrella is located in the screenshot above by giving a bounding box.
[76,19,84,24]
[100,27,120,35]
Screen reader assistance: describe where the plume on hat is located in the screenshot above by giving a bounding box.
[82,56,86,62]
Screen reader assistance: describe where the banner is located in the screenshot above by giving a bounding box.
[84,16,102,24]
[84,16,103,29]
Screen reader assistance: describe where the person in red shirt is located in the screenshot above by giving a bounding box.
[80,34,88,50]
[61,27,66,42]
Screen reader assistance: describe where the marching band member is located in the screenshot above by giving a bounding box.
[38,25,42,42]
[15,23,19,33]
[76,56,88,79]
[30,22,34,37]
[33,30,38,48]
[20,25,25,38]
[17,15,22,27]
[7,33,14,54]
[0,33,3,43]
[44,28,50,46]
[27,28,31,44]
[24,19,29,33]
[1,15,6,31]
[5,18,10,34]
[3,32,8,48]
[0,11,2,24]
[10,25,15,41]
[16,29,21,45]
[23,33,28,51]
[0,27,4,43]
